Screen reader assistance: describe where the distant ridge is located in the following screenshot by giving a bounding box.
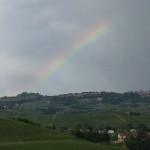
[1,89,150,98]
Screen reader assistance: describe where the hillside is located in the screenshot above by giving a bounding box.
[0,90,150,114]
[0,91,149,149]
[0,118,73,143]
[0,91,150,128]
[0,141,124,150]
[0,119,124,150]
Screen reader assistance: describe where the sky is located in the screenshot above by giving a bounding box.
[0,0,150,96]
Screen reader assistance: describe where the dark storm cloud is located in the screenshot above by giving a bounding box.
[0,0,150,96]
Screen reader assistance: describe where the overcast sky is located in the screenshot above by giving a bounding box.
[0,0,150,96]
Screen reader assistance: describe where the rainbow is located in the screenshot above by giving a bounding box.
[32,21,114,91]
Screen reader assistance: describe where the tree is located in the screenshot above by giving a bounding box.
[125,130,150,150]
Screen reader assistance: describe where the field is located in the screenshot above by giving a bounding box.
[0,118,74,143]
[0,92,150,129]
[1,108,150,129]
[25,110,150,128]
[0,118,125,150]
[0,141,124,150]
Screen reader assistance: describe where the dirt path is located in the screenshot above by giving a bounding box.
[113,113,126,122]
[50,114,56,125]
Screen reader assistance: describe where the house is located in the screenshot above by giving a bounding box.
[108,130,115,134]
[98,130,105,134]
[118,133,127,142]
[108,130,115,140]
[130,129,137,137]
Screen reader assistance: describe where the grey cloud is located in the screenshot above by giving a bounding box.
[0,0,150,96]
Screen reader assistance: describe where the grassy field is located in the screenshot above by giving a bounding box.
[0,140,124,150]
[2,109,150,129]
[25,110,150,128]
[0,118,74,143]
[0,118,125,150]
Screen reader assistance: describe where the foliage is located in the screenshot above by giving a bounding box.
[12,117,41,127]
[125,134,150,150]
[125,125,150,150]
[72,129,110,143]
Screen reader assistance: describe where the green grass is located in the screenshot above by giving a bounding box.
[0,118,74,143]
[0,118,125,150]
[0,140,124,150]
[24,110,150,128]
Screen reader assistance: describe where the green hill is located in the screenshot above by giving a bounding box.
[0,118,73,143]
[0,91,150,116]
[0,118,125,150]
[27,110,150,128]
[0,141,124,150]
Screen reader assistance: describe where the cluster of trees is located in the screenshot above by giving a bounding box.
[124,123,150,150]
[71,123,110,143]
[128,111,140,115]
[46,121,150,149]
[125,130,150,150]
[12,117,40,127]
[71,122,150,149]
[72,130,110,143]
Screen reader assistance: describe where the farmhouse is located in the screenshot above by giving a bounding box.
[130,129,138,137]
[108,130,115,134]
[118,133,127,142]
